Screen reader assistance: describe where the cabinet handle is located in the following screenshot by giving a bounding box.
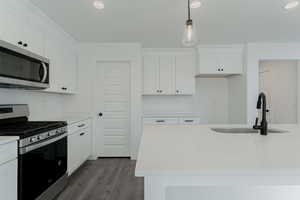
[217,68,220,71]
[160,90,163,93]
[156,120,165,123]
[80,132,86,136]
[18,41,23,45]
[184,120,194,123]
[23,43,28,47]
[156,90,160,93]
[78,124,85,128]
[61,87,67,90]
[176,90,179,94]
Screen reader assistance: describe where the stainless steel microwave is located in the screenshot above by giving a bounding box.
[0,40,50,89]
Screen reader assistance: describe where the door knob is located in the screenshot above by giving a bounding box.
[99,113,103,117]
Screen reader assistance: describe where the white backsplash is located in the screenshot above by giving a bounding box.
[143,78,229,124]
[0,89,65,121]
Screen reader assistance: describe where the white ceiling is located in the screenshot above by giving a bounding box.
[30,0,300,47]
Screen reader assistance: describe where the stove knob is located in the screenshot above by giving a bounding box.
[30,137,38,143]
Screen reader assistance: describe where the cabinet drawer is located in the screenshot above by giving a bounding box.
[68,119,91,135]
[143,117,179,125]
[179,117,200,125]
[0,141,17,165]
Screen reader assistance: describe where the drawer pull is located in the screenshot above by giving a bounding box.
[156,120,165,123]
[184,120,194,123]
[80,132,86,136]
[78,124,85,128]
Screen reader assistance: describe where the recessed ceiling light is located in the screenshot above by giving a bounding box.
[190,0,202,9]
[284,0,299,10]
[93,0,104,10]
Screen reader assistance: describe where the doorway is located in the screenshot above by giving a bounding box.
[259,60,298,124]
[94,61,131,157]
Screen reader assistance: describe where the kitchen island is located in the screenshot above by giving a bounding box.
[135,124,300,200]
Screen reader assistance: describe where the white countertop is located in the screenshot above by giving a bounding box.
[136,124,300,176]
[0,136,19,145]
[44,114,92,125]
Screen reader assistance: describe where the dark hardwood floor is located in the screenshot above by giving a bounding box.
[57,158,144,200]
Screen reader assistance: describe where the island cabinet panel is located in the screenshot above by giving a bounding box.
[197,45,243,77]
[143,49,196,95]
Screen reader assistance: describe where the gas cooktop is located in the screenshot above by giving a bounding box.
[0,121,67,138]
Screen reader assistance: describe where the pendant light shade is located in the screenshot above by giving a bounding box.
[182,19,197,47]
[182,0,198,47]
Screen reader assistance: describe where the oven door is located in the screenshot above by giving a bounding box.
[18,134,67,200]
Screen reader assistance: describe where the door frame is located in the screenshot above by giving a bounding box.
[92,60,133,158]
[246,43,300,125]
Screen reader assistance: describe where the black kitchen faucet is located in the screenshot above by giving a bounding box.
[253,92,268,135]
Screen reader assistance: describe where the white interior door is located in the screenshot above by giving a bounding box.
[94,61,131,157]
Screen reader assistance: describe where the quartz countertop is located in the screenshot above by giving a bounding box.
[44,114,92,125]
[136,124,300,177]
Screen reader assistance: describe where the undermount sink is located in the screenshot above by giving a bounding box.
[211,128,288,134]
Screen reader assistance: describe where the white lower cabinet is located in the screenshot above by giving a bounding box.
[143,116,201,125]
[0,141,18,200]
[68,119,92,175]
[0,159,17,200]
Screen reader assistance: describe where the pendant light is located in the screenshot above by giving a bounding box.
[182,0,198,47]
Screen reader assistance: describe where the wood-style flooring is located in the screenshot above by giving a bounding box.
[57,158,144,200]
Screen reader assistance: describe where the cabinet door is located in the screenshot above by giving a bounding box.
[0,159,17,200]
[78,129,91,163]
[26,13,45,56]
[198,50,219,74]
[143,55,159,94]
[60,45,77,94]
[175,54,195,95]
[218,50,243,74]
[0,7,26,47]
[68,133,81,175]
[44,31,64,93]
[159,55,175,95]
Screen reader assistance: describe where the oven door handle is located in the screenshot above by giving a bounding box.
[19,133,67,155]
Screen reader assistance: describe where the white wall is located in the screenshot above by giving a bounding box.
[246,43,300,124]
[0,89,65,120]
[63,43,143,159]
[143,78,229,124]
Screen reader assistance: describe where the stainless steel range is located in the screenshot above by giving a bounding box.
[0,104,68,200]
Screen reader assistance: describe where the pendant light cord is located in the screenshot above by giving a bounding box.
[188,0,191,20]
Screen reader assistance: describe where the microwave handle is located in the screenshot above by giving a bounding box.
[41,62,48,83]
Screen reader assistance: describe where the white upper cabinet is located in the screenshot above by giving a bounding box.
[143,49,195,95]
[143,55,159,95]
[0,0,78,94]
[197,45,243,77]
[0,1,44,56]
[175,54,196,95]
[159,55,175,95]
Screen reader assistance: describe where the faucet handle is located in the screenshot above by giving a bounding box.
[253,117,259,129]
[255,117,259,126]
